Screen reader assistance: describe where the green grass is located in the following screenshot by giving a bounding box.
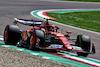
[63,0,100,2]
[47,11,100,32]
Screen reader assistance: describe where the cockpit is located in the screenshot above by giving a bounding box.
[40,25,59,32]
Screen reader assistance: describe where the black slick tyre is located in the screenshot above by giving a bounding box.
[4,25,21,45]
[76,34,91,57]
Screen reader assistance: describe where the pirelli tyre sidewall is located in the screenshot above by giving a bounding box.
[4,25,21,45]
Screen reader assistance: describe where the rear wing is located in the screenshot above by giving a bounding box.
[14,18,43,26]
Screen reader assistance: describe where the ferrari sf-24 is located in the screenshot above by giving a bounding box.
[4,18,95,57]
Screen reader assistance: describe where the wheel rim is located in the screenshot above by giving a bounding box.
[30,35,35,46]
[4,29,9,41]
[35,37,40,46]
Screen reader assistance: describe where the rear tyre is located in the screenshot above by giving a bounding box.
[29,30,45,50]
[76,34,91,57]
[4,25,21,45]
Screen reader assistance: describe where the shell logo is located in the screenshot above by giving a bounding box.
[60,37,66,40]
[57,33,64,36]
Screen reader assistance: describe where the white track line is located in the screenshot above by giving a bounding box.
[30,9,100,64]
[55,1,100,5]
[42,57,51,59]
[31,53,39,55]
[2,45,10,47]
[31,9,100,35]
[57,52,100,66]
[16,49,24,51]
[50,20,100,35]
[37,10,51,18]
[87,58,100,62]
[0,38,3,40]
[0,35,100,66]
[64,55,100,66]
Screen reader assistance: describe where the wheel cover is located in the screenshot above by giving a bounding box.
[4,29,9,41]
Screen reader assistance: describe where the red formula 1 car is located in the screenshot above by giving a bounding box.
[4,18,95,57]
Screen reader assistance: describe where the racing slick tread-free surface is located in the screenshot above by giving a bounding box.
[4,25,21,45]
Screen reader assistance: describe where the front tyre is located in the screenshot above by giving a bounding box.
[76,34,91,57]
[4,25,21,45]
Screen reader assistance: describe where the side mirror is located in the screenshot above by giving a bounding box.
[66,31,72,34]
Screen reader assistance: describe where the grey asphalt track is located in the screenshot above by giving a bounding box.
[0,0,100,67]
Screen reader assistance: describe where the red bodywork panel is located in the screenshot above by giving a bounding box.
[21,24,88,53]
[50,32,72,50]
[28,26,73,50]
